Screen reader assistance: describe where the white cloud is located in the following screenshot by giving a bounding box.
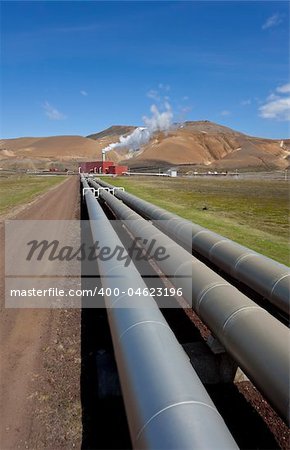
[80,90,88,96]
[241,99,251,106]
[147,84,171,102]
[276,83,290,94]
[180,106,192,114]
[259,98,290,120]
[220,110,231,116]
[158,83,170,91]
[262,13,283,30]
[259,85,290,121]
[267,93,279,101]
[43,101,66,120]
[147,89,160,101]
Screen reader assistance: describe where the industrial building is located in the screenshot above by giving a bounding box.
[79,158,128,175]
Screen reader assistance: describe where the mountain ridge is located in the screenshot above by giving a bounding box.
[1,121,289,171]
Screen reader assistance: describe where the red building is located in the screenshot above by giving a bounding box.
[108,165,128,175]
[79,161,114,173]
[79,161,128,175]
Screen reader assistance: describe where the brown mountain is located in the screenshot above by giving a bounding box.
[0,122,288,171]
[0,126,136,170]
[121,121,289,170]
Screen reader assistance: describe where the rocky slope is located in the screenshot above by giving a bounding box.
[121,121,289,170]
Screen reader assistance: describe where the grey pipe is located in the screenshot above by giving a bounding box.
[94,177,289,315]
[89,178,290,424]
[81,176,238,449]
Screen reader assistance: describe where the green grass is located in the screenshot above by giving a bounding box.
[0,174,67,215]
[102,176,290,265]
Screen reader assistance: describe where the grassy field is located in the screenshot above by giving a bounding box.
[102,176,289,265]
[0,174,67,216]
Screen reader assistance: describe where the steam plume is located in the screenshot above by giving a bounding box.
[102,103,173,154]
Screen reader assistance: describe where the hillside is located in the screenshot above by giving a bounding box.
[0,122,289,171]
[122,121,289,170]
[87,125,136,140]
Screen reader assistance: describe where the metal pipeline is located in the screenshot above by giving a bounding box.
[94,177,290,316]
[88,178,290,424]
[81,176,238,449]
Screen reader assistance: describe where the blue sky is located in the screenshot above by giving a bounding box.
[1,1,289,139]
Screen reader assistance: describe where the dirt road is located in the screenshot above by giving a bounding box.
[0,176,81,449]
